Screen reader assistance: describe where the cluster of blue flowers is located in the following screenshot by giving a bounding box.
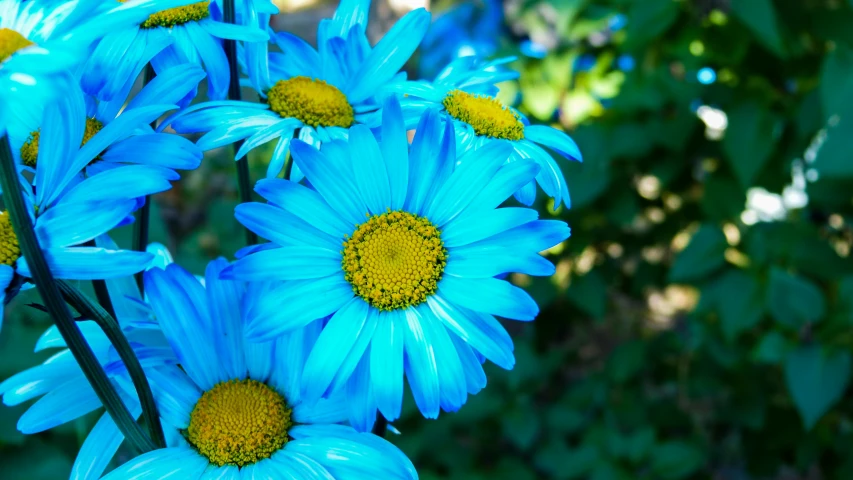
[0,0,581,478]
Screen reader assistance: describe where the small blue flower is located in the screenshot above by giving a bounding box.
[165,0,431,180]
[393,56,583,208]
[0,0,171,137]
[93,259,418,479]
[80,0,269,104]
[221,98,571,429]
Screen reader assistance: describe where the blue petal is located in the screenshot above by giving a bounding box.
[349,125,391,214]
[291,140,367,226]
[144,265,222,390]
[199,19,268,42]
[404,109,443,214]
[299,298,369,403]
[18,380,100,433]
[99,447,207,480]
[402,307,440,418]
[234,202,340,251]
[292,395,349,425]
[425,140,512,226]
[221,246,341,281]
[379,97,409,210]
[449,333,488,395]
[515,140,570,208]
[127,63,206,111]
[35,85,85,208]
[445,247,556,277]
[438,276,539,321]
[462,219,571,253]
[199,465,241,480]
[235,118,300,160]
[185,21,229,100]
[254,178,351,238]
[196,115,281,151]
[369,310,404,420]
[417,304,467,412]
[459,160,540,215]
[146,367,201,429]
[245,276,354,341]
[441,207,538,248]
[100,134,203,170]
[513,179,537,206]
[204,258,248,382]
[267,450,335,479]
[345,354,376,432]
[17,248,154,280]
[71,409,139,480]
[524,124,583,162]
[426,295,514,370]
[36,199,136,248]
[58,164,176,205]
[270,32,321,79]
[346,8,431,103]
[286,434,414,479]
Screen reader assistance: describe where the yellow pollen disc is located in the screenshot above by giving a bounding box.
[128,1,211,29]
[187,379,291,467]
[442,89,525,141]
[342,210,447,311]
[0,212,21,267]
[266,76,354,128]
[0,28,34,63]
[21,118,104,168]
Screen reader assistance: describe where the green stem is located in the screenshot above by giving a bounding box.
[133,64,157,292]
[57,280,166,448]
[0,134,156,453]
[223,0,258,245]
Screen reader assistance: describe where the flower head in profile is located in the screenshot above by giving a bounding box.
[80,0,269,104]
[95,259,418,479]
[0,87,181,332]
[12,63,204,177]
[0,0,173,136]
[166,0,430,180]
[393,56,583,208]
[222,98,570,429]
[0,240,177,479]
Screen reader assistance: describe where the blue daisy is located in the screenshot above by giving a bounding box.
[0,239,178,480]
[0,88,179,331]
[81,0,269,104]
[88,258,419,479]
[165,0,430,180]
[393,56,583,208]
[0,0,174,137]
[221,98,571,429]
[10,62,204,178]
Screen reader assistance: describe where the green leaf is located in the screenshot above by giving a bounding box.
[650,441,706,479]
[567,269,607,319]
[624,0,679,49]
[766,268,825,328]
[714,270,765,341]
[722,101,782,189]
[784,345,852,429]
[731,0,786,57]
[668,225,728,282]
[606,341,647,383]
[701,175,746,221]
[753,331,792,365]
[501,404,541,451]
[534,441,600,479]
[813,113,853,178]
[819,45,853,118]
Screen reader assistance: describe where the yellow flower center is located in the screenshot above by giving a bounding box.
[132,1,211,29]
[0,212,21,267]
[267,76,354,128]
[0,28,34,63]
[21,118,104,168]
[342,210,447,311]
[186,379,291,467]
[442,89,525,141]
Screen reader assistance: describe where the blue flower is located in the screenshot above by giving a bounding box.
[0,0,171,137]
[93,259,418,479]
[417,0,504,79]
[10,62,204,177]
[165,0,430,180]
[0,86,182,331]
[0,239,177,480]
[221,98,571,429]
[393,56,583,208]
[80,0,269,104]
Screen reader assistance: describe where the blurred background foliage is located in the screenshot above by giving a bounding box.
[4,0,853,478]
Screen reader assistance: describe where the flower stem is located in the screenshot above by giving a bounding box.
[223,0,258,245]
[132,64,157,292]
[0,134,156,453]
[57,280,166,448]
